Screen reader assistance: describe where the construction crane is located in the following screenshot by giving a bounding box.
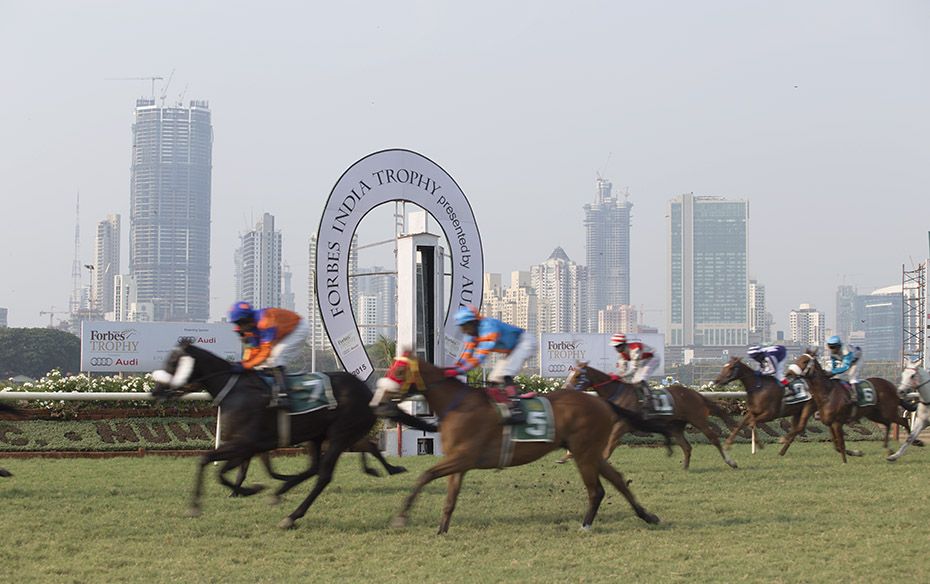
[104,75,165,99]
[39,307,68,328]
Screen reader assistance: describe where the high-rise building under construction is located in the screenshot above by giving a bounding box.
[129,98,212,322]
[584,177,632,331]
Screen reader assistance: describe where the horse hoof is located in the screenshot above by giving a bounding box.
[0,469,12,478]
[186,506,202,518]
[364,469,381,478]
[913,439,925,448]
[278,517,296,530]
[849,450,864,457]
[640,511,660,524]
[390,516,407,529]
[268,494,282,506]
[388,466,408,475]
[580,524,592,532]
[727,461,738,469]
[886,455,898,463]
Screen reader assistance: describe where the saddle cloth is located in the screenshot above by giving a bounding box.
[644,388,675,416]
[259,371,337,415]
[783,379,812,405]
[852,380,877,407]
[497,397,555,468]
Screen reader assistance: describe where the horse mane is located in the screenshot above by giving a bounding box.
[184,343,235,369]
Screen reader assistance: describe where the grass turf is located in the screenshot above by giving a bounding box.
[0,441,927,583]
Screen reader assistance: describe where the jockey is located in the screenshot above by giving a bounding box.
[228,301,309,408]
[747,345,789,387]
[447,305,536,425]
[611,333,659,387]
[826,335,862,387]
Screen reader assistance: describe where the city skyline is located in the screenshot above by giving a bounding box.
[1,2,927,334]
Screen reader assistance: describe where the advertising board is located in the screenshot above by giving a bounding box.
[539,332,665,378]
[80,321,242,373]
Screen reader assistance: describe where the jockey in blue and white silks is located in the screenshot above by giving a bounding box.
[826,335,862,384]
[747,345,789,386]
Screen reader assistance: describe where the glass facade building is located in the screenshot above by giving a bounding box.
[129,99,212,322]
[667,194,749,346]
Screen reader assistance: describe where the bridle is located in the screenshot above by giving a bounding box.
[386,355,424,395]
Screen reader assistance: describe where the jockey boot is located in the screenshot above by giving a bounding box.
[636,381,652,416]
[268,366,291,409]
[502,376,526,425]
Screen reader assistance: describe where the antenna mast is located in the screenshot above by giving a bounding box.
[69,192,82,318]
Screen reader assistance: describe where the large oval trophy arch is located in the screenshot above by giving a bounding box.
[315,149,484,380]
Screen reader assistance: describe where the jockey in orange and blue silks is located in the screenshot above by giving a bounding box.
[228,302,309,372]
[447,305,536,386]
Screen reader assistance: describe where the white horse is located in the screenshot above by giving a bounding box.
[887,362,930,462]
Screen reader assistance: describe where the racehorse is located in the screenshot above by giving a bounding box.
[887,362,930,462]
[714,357,817,456]
[788,351,914,463]
[150,341,433,528]
[564,362,738,470]
[0,403,19,477]
[370,353,661,534]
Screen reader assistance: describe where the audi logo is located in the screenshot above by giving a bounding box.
[547,364,569,373]
[90,357,113,366]
[177,336,197,344]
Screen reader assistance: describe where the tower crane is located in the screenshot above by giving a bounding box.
[104,75,165,99]
[39,307,68,328]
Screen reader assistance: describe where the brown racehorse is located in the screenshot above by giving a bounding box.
[564,362,738,470]
[788,350,914,463]
[714,357,818,456]
[370,354,661,533]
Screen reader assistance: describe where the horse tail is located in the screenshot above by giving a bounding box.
[381,407,439,433]
[702,396,737,426]
[606,401,673,447]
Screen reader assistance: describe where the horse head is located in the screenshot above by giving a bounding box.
[562,361,590,390]
[370,350,426,407]
[713,357,743,386]
[899,362,930,402]
[787,351,820,380]
[151,340,229,399]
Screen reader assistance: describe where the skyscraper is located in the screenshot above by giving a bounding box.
[584,177,632,330]
[748,279,769,344]
[667,194,749,347]
[789,303,825,347]
[235,213,282,308]
[93,214,120,314]
[532,247,588,335]
[129,98,212,322]
[835,284,858,341]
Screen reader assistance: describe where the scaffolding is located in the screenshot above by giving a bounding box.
[902,262,926,365]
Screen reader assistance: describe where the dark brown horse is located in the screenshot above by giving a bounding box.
[714,357,817,456]
[565,362,738,470]
[788,351,914,463]
[0,403,19,477]
[371,354,661,533]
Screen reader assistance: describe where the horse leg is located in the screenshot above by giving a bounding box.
[724,413,751,450]
[779,406,813,456]
[572,455,605,530]
[438,472,466,535]
[603,421,630,459]
[831,422,848,463]
[888,406,929,462]
[391,454,477,530]
[189,442,250,516]
[366,441,407,475]
[270,441,324,502]
[694,419,737,469]
[278,437,354,529]
[218,457,266,497]
[597,459,659,524]
[670,427,692,470]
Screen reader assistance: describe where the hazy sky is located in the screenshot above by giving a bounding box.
[1,1,928,334]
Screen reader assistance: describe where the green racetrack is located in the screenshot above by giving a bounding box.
[0,442,926,583]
